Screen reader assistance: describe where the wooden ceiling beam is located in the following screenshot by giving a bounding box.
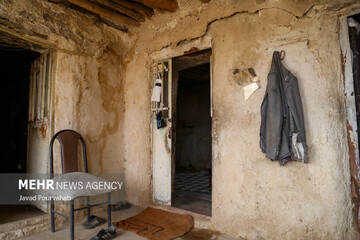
[112,0,154,19]
[133,0,178,12]
[92,0,146,22]
[66,0,140,26]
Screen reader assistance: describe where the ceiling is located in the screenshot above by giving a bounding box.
[351,14,360,24]
[173,49,211,84]
[179,63,210,84]
[0,0,180,51]
[50,0,179,30]
[173,49,211,71]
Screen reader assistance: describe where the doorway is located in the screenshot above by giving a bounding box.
[0,47,40,174]
[172,50,212,216]
[151,49,212,215]
[0,45,46,223]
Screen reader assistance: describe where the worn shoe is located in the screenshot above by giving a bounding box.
[90,226,116,240]
[82,215,106,229]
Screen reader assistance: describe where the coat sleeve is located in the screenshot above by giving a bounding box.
[260,92,268,153]
[284,73,308,162]
[260,72,283,160]
[285,73,306,142]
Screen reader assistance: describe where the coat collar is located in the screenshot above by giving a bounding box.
[270,51,290,81]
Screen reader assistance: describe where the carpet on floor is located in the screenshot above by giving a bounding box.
[113,207,194,240]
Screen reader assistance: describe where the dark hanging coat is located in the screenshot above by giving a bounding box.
[260,51,308,166]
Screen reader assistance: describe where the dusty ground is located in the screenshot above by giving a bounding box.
[20,206,242,240]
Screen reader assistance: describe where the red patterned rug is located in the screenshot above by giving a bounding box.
[113,207,194,240]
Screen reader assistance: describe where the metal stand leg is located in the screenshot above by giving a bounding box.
[50,199,55,232]
[86,196,91,221]
[70,200,74,240]
[107,193,111,228]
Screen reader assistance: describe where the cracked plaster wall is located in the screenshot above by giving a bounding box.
[0,0,128,184]
[53,47,127,175]
[122,0,360,239]
[3,0,360,239]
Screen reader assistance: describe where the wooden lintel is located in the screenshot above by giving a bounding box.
[66,0,140,26]
[92,0,145,22]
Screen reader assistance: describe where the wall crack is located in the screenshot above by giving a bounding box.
[154,3,326,51]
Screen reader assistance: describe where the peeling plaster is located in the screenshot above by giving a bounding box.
[123,1,360,239]
[2,0,360,239]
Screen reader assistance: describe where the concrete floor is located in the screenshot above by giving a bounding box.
[173,169,212,216]
[172,192,211,216]
[20,206,242,240]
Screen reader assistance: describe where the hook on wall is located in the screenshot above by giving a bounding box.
[280,50,286,60]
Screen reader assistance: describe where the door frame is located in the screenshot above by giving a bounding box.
[151,48,214,214]
[339,8,360,231]
[151,59,173,205]
[27,50,56,213]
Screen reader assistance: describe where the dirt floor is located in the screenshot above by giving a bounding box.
[20,206,242,240]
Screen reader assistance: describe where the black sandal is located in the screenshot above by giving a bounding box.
[90,226,117,240]
[82,215,106,229]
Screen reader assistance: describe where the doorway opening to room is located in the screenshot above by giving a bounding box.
[0,40,49,224]
[0,47,40,174]
[172,50,212,216]
[151,49,212,216]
